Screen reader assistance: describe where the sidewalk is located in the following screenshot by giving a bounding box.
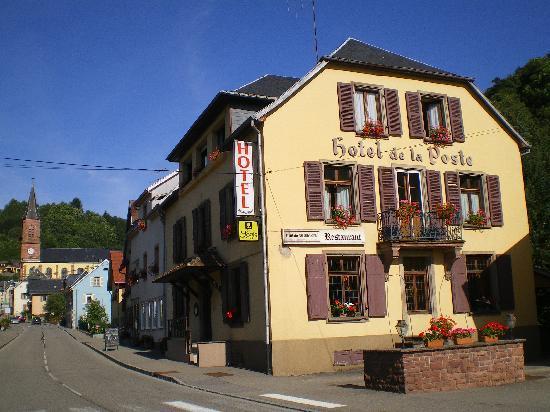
[63,327,550,411]
[0,323,25,350]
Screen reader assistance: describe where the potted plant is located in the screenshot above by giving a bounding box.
[208,147,222,162]
[331,205,355,229]
[450,327,476,345]
[434,203,458,225]
[464,210,488,228]
[330,300,345,317]
[396,200,421,237]
[478,321,508,343]
[429,315,456,339]
[429,126,452,144]
[361,120,385,138]
[419,328,444,348]
[221,223,234,240]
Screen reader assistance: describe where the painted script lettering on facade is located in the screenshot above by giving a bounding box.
[234,140,255,216]
[282,229,365,245]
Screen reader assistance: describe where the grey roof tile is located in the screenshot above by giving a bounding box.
[235,75,299,97]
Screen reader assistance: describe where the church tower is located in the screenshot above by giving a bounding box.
[21,181,41,275]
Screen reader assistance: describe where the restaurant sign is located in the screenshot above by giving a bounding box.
[234,140,255,216]
[282,229,365,245]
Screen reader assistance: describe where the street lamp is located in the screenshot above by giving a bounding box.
[505,313,517,339]
[395,319,409,347]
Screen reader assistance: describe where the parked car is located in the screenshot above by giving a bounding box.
[31,317,41,325]
[10,317,20,324]
[17,316,26,323]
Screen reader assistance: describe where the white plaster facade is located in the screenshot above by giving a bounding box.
[12,281,28,317]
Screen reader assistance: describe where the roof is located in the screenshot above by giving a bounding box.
[64,272,87,288]
[235,75,300,98]
[109,250,125,285]
[25,183,39,220]
[323,38,472,81]
[41,248,110,263]
[27,279,63,295]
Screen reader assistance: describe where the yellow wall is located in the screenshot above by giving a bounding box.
[260,65,536,349]
[22,262,101,279]
[31,295,47,316]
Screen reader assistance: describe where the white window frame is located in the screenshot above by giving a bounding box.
[91,276,102,287]
[322,162,360,223]
[84,294,93,304]
[395,167,427,213]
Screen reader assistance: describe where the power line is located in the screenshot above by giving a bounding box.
[1,157,170,172]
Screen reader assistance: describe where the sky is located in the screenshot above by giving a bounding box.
[1,0,548,217]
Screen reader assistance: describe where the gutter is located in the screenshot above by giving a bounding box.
[250,119,272,375]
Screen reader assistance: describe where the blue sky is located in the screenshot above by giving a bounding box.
[1,0,548,217]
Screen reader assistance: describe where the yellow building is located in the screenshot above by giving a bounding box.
[155,38,538,375]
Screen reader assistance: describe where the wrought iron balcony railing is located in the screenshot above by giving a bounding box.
[377,210,463,242]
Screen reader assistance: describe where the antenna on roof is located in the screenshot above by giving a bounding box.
[311,0,319,62]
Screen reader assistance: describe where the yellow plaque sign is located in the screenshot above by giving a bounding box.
[238,221,259,241]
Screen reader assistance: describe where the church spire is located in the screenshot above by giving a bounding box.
[26,179,39,220]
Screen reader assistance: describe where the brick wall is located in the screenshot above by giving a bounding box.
[364,340,525,393]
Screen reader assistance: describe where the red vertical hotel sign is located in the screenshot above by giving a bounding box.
[234,140,254,216]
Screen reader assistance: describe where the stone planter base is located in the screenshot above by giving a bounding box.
[363,339,525,393]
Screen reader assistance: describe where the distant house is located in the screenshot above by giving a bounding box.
[11,281,29,317]
[65,259,112,329]
[27,279,64,317]
[107,250,125,328]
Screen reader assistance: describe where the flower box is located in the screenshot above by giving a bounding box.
[425,339,444,349]
[361,120,385,138]
[481,336,498,343]
[454,336,474,345]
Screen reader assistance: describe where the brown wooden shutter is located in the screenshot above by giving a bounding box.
[337,83,355,132]
[172,223,179,263]
[448,97,465,142]
[426,170,443,211]
[357,165,377,222]
[305,254,328,320]
[444,171,462,217]
[181,217,187,260]
[239,261,250,322]
[304,161,324,220]
[219,187,227,239]
[405,92,425,138]
[192,208,199,253]
[384,88,402,136]
[451,255,470,313]
[496,254,515,310]
[221,268,229,323]
[378,167,397,211]
[365,254,386,317]
[204,200,212,248]
[486,175,503,227]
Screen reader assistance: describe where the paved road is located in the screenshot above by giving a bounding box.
[0,325,295,412]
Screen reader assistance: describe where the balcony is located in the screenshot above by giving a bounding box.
[377,210,463,259]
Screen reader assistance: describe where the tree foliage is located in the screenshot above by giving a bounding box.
[79,299,109,334]
[45,293,66,324]
[485,54,550,271]
[0,199,126,261]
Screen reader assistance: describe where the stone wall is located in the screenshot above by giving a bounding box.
[363,340,525,393]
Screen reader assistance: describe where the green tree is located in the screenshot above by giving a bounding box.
[44,293,66,324]
[486,54,550,271]
[79,299,109,334]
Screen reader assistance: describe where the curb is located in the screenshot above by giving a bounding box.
[61,327,310,412]
[0,326,24,351]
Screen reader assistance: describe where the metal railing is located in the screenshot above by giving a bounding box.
[377,210,463,242]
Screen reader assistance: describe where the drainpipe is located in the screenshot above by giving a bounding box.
[250,119,272,375]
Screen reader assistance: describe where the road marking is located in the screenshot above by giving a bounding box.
[44,365,49,372]
[62,383,82,397]
[47,372,58,382]
[163,401,220,412]
[260,393,346,409]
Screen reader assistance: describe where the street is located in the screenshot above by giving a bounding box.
[0,325,292,412]
[1,325,550,412]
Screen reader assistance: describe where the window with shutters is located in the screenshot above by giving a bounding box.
[219,183,235,240]
[180,157,193,187]
[466,255,497,313]
[196,143,208,174]
[193,200,212,253]
[323,164,356,222]
[214,125,225,150]
[396,170,424,211]
[421,95,448,133]
[173,218,186,263]
[353,85,384,133]
[327,256,364,318]
[404,257,429,312]
[222,262,250,325]
[460,174,487,223]
[152,244,159,274]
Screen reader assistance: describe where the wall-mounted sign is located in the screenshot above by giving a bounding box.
[238,221,259,241]
[282,229,365,245]
[332,137,473,167]
[234,140,255,216]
